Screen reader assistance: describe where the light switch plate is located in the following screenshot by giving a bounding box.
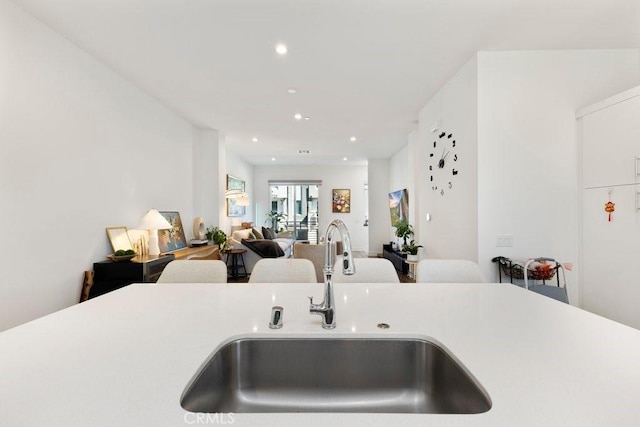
[496,234,513,247]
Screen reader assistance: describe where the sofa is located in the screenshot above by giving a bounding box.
[230,228,294,274]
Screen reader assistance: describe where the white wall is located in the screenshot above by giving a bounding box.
[192,129,221,238]
[417,55,479,262]
[368,159,391,255]
[253,165,369,252]
[0,0,197,331]
[222,148,254,233]
[477,50,640,302]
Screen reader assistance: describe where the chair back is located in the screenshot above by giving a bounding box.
[332,258,400,283]
[249,258,317,283]
[416,259,486,283]
[293,242,337,282]
[157,260,227,283]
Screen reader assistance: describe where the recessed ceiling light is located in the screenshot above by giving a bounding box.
[252,137,259,142]
[287,88,297,94]
[304,117,310,121]
[275,44,288,55]
[271,157,276,161]
[350,136,357,142]
[294,113,302,120]
[343,157,348,161]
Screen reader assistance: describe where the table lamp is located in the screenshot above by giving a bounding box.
[137,209,173,256]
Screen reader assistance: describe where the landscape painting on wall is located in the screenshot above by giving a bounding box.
[158,211,188,252]
[389,188,409,226]
[227,174,246,217]
[332,189,351,213]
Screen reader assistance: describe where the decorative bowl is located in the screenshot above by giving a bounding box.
[107,253,137,262]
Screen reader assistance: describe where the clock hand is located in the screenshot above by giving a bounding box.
[438,149,450,169]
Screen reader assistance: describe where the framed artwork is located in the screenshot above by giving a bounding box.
[332,189,351,213]
[106,226,133,252]
[227,174,246,217]
[158,211,188,253]
[388,188,409,226]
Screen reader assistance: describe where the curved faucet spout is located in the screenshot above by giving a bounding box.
[309,220,355,329]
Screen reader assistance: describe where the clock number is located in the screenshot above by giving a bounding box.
[429,165,432,171]
[429,153,434,157]
[448,182,452,189]
[430,175,433,181]
[433,141,437,148]
[453,154,457,161]
[447,134,452,138]
[452,140,456,147]
[440,189,444,196]
[439,132,445,138]
[452,169,458,176]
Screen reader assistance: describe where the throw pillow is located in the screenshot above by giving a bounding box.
[252,227,264,239]
[262,227,275,240]
[234,228,254,241]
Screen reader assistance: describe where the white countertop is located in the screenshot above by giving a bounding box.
[2,282,640,426]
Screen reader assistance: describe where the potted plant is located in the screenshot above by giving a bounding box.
[206,226,228,252]
[394,220,414,247]
[402,240,423,261]
[266,211,287,233]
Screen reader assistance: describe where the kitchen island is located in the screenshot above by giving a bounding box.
[2,282,640,426]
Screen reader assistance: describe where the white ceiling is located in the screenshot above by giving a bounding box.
[10,0,640,166]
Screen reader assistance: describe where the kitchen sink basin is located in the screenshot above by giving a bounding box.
[180,337,491,414]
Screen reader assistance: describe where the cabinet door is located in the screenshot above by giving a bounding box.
[582,184,640,329]
[582,95,640,188]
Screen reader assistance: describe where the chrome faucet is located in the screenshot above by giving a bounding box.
[309,219,355,329]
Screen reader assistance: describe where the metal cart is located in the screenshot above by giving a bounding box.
[492,256,569,303]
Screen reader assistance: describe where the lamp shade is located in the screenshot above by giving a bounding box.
[137,209,172,256]
[224,189,243,198]
[137,209,172,230]
[236,193,250,206]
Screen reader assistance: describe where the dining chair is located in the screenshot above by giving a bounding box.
[249,258,317,283]
[416,259,486,283]
[156,260,228,283]
[332,258,400,283]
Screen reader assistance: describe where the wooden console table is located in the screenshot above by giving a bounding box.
[89,245,220,299]
[166,245,220,260]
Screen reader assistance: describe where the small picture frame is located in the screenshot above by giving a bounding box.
[332,189,351,213]
[106,226,133,252]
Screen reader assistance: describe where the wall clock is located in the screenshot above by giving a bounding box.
[428,131,459,196]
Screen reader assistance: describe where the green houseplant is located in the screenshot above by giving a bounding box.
[206,226,228,252]
[402,240,423,260]
[394,220,414,246]
[266,211,287,232]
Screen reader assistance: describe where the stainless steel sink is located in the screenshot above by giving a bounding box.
[180,337,491,414]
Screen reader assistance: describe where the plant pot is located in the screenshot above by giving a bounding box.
[407,254,419,262]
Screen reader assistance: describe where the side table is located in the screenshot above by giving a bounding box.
[405,259,419,281]
[225,249,248,280]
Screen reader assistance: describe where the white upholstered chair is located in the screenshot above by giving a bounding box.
[332,258,400,283]
[249,258,317,283]
[415,259,486,283]
[156,260,228,283]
